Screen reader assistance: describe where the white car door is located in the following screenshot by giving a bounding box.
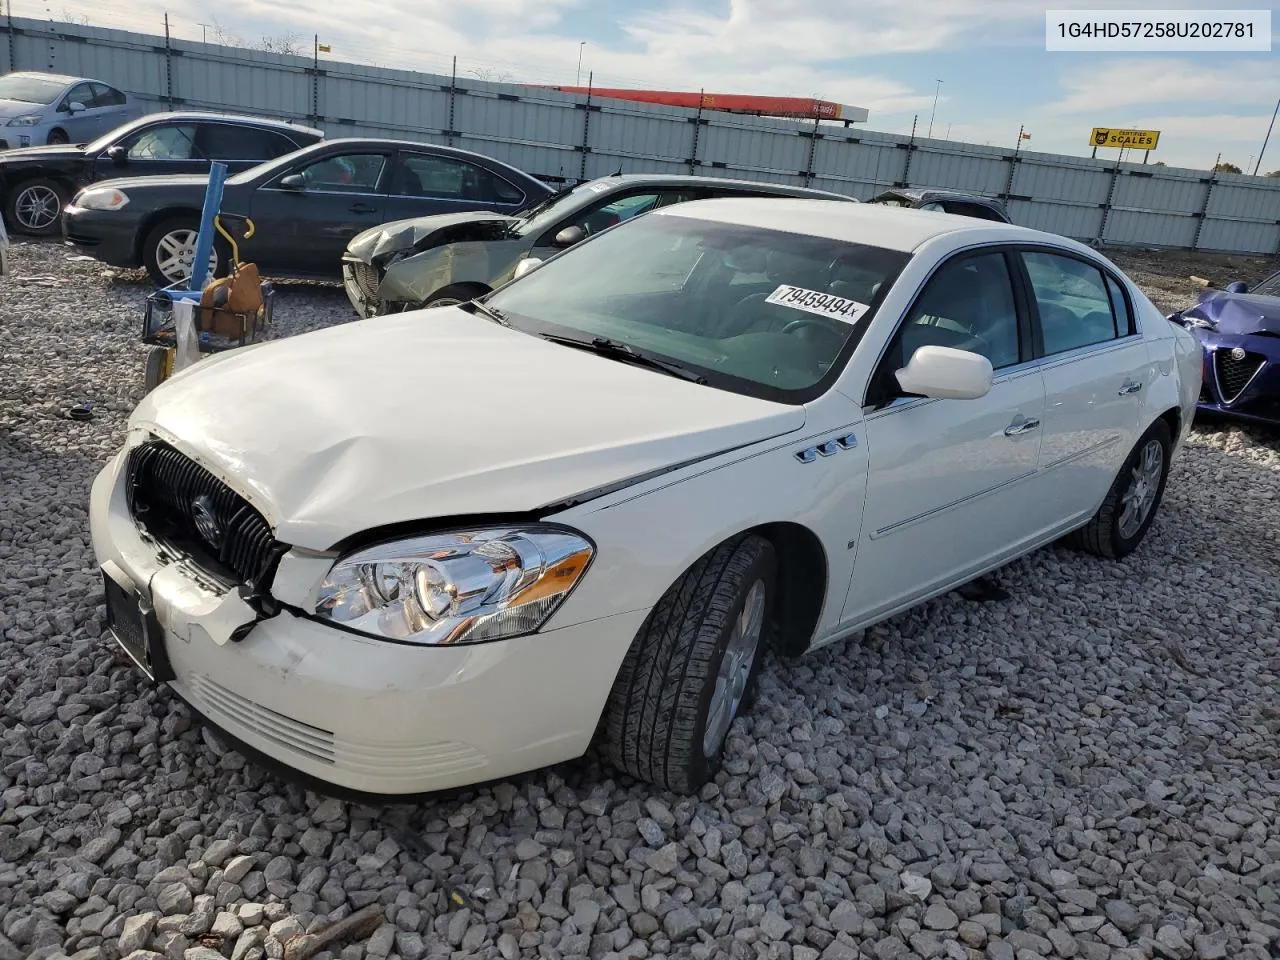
[1020,249,1151,524]
[841,248,1048,629]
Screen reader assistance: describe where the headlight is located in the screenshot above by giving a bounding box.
[1181,315,1217,330]
[76,187,130,211]
[314,526,594,645]
[6,115,42,127]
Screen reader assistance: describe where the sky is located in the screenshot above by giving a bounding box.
[28,0,1280,172]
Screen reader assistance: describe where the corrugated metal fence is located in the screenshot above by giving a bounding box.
[5,14,1280,255]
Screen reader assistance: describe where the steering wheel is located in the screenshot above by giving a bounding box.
[781,316,835,337]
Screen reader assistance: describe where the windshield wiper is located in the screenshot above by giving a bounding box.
[540,334,707,384]
[462,299,510,327]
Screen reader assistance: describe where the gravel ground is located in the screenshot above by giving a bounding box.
[1,241,1278,960]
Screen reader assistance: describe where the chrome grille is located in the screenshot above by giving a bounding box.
[348,261,382,301]
[126,441,285,588]
[1214,349,1265,405]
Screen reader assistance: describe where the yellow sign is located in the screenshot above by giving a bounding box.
[1090,127,1160,150]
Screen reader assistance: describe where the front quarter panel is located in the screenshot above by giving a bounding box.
[545,391,869,649]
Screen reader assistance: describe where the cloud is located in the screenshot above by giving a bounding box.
[1048,58,1280,115]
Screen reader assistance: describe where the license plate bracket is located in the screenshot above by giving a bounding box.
[103,572,175,682]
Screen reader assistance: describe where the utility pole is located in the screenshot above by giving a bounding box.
[576,42,585,86]
[927,79,942,138]
[1254,94,1279,176]
[198,22,210,43]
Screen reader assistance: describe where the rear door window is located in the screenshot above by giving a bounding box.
[1022,251,1123,355]
[197,124,297,161]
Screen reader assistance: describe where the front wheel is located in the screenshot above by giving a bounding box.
[601,535,776,793]
[421,283,490,310]
[1068,419,1172,559]
[6,178,67,236]
[46,128,70,145]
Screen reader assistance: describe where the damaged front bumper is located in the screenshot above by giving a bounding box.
[341,258,385,319]
[88,448,645,796]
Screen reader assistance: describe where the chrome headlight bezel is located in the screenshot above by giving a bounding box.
[313,524,595,646]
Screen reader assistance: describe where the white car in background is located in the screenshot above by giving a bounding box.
[90,199,1201,796]
[0,71,138,149]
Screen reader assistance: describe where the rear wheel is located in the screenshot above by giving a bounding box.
[1068,419,1172,559]
[601,535,776,793]
[6,178,67,236]
[143,217,223,287]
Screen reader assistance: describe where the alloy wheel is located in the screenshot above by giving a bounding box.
[155,229,219,285]
[14,184,60,232]
[1118,438,1164,540]
[702,579,767,757]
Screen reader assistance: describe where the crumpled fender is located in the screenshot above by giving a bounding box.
[379,238,532,304]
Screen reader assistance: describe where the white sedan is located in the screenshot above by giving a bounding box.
[90,198,1201,796]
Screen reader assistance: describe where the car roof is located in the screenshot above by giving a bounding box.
[7,71,81,84]
[144,112,324,137]
[306,137,548,174]
[657,196,1074,254]
[581,173,852,201]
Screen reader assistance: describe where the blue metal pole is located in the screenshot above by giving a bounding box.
[188,161,228,291]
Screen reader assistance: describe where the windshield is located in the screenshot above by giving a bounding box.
[0,75,66,106]
[1254,269,1280,298]
[225,143,314,184]
[508,181,610,238]
[484,212,911,403]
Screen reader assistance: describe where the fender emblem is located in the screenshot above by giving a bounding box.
[795,433,857,463]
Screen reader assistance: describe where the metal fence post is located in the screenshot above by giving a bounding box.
[3,8,14,73]
[1096,163,1121,245]
[310,35,320,127]
[446,56,457,147]
[802,115,819,186]
[164,13,174,111]
[579,71,593,182]
[687,88,704,174]
[1191,172,1217,251]
[897,115,917,187]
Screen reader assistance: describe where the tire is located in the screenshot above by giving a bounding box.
[46,128,69,145]
[1068,419,1172,560]
[421,283,489,309]
[5,177,68,236]
[142,217,224,287]
[143,347,172,394]
[602,534,776,793]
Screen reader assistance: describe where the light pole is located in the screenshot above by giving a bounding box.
[927,79,942,138]
[576,42,585,86]
[1254,94,1279,175]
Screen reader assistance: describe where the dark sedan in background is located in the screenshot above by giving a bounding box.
[342,173,855,317]
[1168,268,1280,426]
[868,187,1012,223]
[1,111,322,236]
[62,137,554,285]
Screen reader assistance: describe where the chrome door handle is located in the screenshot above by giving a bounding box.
[1118,380,1143,395]
[1004,417,1040,437]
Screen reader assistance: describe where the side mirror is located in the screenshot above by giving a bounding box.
[553,225,586,247]
[279,174,306,191]
[106,145,127,166]
[513,257,543,280]
[68,101,87,114]
[1224,280,1249,294]
[895,345,993,401]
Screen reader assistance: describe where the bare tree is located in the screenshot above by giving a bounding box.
[61,8,90,24]
[256,32,305,56]
[468,65,515,84]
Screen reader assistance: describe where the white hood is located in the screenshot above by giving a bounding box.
[131,309,805,549]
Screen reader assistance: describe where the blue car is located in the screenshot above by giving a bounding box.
[1168,268,1280,426]
[0,71,140,150]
